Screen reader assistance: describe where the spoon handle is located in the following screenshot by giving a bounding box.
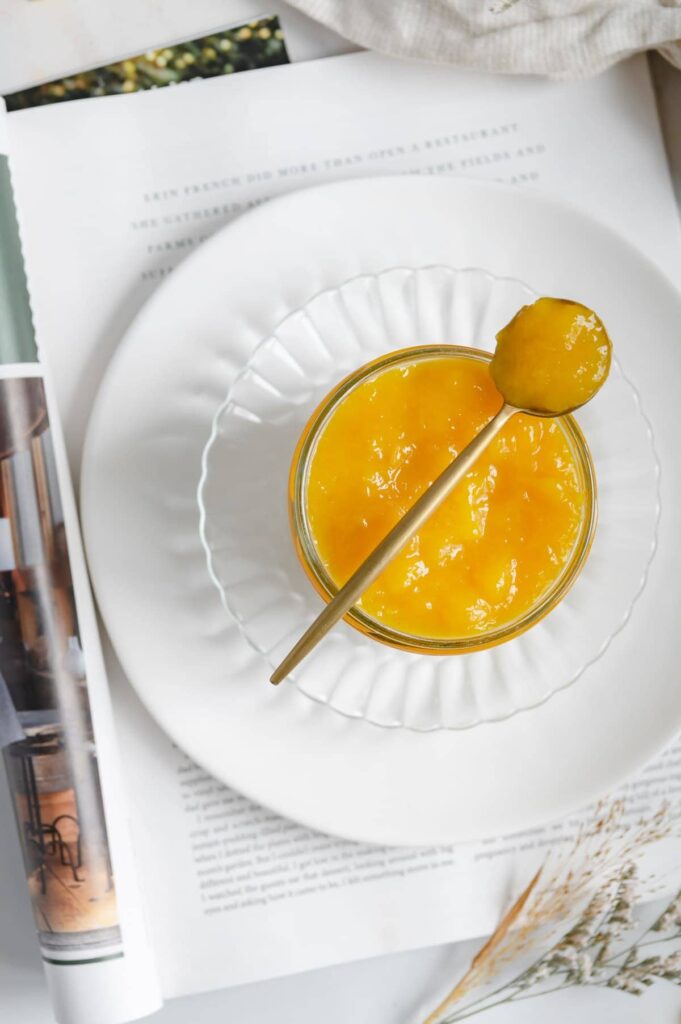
[270,402,516,685]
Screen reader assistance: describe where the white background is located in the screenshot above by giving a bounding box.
[1,2,681,1022]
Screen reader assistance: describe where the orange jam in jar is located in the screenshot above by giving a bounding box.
[291,346,596,652]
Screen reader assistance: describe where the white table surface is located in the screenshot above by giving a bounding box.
[1,3,681,1022]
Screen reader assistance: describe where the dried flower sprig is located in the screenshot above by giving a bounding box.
[422,869,542,1024]
[421,800,681,1023]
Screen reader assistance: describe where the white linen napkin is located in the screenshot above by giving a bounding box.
[285,0,681,76]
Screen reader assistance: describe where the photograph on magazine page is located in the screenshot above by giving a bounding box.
[0,374,121,959]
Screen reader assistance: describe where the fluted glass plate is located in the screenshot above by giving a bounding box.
[198,266,659,730]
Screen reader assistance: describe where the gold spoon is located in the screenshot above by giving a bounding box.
[270,298,612,685]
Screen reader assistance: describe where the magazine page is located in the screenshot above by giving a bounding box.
[111,659,681,998]
[3,17,289,110]
[5,51,681,998]
[0,1,346,95]
[0,100,161,1024]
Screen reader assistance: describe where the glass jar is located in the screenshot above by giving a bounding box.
[289,344,597,654]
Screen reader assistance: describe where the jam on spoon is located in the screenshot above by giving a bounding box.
[491,297,611,415]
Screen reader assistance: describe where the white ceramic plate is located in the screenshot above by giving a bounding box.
[81,177,681,846]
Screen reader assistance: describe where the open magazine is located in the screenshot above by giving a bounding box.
[0,119,159,1023]
[2,41,681,1024]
